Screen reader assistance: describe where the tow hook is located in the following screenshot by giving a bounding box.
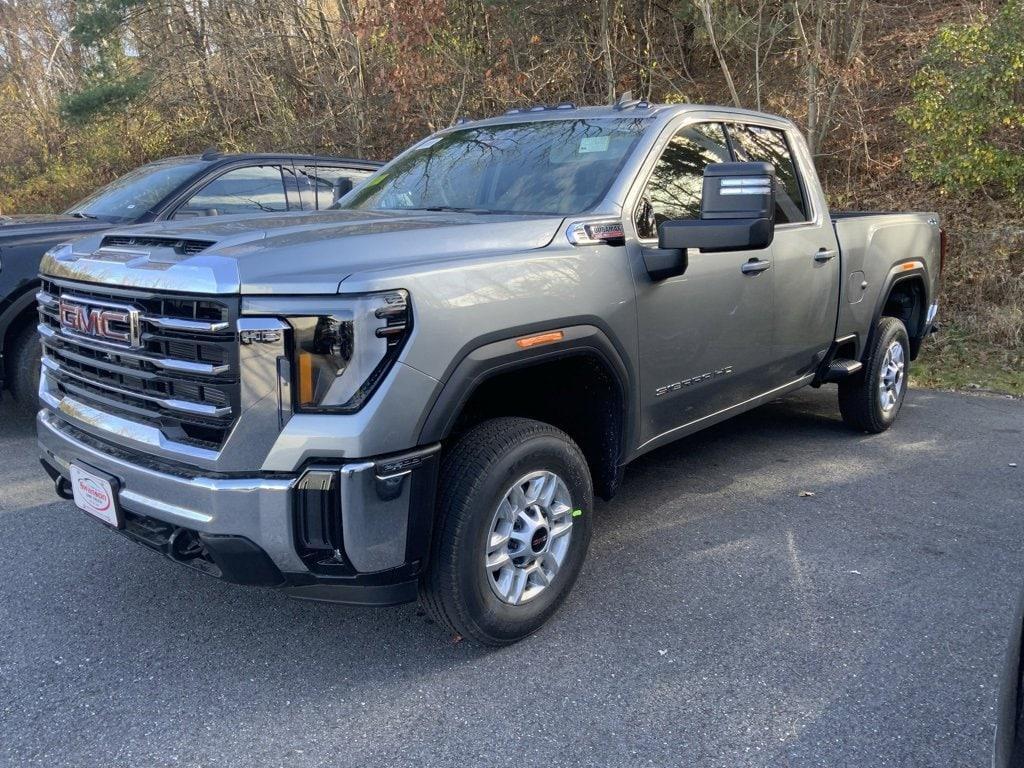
[54,475,73,500]
[167,527,205,562]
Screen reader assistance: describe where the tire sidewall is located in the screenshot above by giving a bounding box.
[10,325,41,410]
[868,319,909,429]
[450,433,593,643]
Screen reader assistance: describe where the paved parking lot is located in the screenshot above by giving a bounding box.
[1,386,1022,768]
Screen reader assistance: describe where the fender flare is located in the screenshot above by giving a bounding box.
[867,263,931,358]
[0,282,41,353]
[416,323,635,463]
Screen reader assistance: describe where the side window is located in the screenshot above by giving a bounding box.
[634,122,731,239]
[298,165,374,209]
[727,124,809,224]
[173,165,288,219]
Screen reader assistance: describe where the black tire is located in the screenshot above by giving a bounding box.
[420,417,594,646]
[7,324,41,415]
[838,316,910,433]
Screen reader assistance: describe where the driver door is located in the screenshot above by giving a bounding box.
[627,121,776,447]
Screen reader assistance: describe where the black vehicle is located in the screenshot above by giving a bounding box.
[0,151,381,413]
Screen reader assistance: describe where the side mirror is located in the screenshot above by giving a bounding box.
[658,162,775,252]
[331,177,354,205]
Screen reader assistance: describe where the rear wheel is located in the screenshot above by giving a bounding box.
[7,324,41,416]
[420,417,593,646]
[838,316,910,433]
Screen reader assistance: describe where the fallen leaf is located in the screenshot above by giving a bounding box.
[798,490,816,497]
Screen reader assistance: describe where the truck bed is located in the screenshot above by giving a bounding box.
[831,211,941,358]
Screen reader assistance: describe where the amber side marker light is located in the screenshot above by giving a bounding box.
[900,260,925,272]
[516,330,564,349]
[298,351,314,405]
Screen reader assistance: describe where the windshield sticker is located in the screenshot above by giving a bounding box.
[578,136,610,154]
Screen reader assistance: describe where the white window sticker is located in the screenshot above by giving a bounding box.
[578,136,610,154]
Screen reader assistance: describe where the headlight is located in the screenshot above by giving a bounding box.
[242,290,410,413]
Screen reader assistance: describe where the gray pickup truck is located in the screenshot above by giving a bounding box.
[36,102,943,645]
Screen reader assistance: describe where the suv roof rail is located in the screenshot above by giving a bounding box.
[504,102,578,115]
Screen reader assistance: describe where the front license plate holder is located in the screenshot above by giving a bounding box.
[69,463,123,529]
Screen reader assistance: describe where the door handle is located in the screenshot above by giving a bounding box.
[814,248,838,262]
[741,258,771,274]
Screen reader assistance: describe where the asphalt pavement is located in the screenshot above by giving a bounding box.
[1,386,1022,768]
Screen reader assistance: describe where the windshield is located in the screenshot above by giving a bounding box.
[343,118,649,216]
[65,159,206,223]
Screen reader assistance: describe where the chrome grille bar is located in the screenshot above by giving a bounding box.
[38,323,230,376]
[146,316,231,333]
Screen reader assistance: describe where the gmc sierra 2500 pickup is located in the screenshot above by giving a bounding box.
[36,101,943,645]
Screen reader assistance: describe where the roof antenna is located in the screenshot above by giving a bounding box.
[612,91,640,110]
[200,146,221,161]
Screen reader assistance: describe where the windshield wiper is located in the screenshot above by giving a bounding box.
[415,206,495,214]
[69,211,98,219]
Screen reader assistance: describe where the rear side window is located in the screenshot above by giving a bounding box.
[173,165,289,219]
[635,122,731,239]
[299,165,374,209]
[727,124,809,223]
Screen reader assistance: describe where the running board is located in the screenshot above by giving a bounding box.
[821,358,863,383]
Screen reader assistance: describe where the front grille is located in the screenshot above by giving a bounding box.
[38,278,240,451]
[100,235,214,256]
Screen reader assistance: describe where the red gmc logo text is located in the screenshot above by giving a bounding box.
[58,298,140,347]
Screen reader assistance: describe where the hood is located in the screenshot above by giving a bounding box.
[40,209,567,294]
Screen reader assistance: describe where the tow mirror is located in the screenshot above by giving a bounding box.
[658,162,775,253]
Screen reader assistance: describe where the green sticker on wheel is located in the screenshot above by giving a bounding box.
[572,509,583,517]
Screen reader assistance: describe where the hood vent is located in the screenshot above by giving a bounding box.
[101,235,214,256]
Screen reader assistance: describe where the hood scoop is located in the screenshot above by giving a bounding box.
[100,235,214,256]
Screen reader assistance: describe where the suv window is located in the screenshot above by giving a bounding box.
[173,165,289,219]
[727,124,809,224]
[635,122,730,240]
[299,165,374,209]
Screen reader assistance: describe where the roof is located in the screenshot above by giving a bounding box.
[451,102,795,132]
[154,152,383,169]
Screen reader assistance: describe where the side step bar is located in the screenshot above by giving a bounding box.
[820,358,863,383]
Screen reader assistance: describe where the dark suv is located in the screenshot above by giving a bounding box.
[0,151,381,412]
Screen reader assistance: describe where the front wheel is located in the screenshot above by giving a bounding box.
[838,316,910,433]
[420,417,593,646]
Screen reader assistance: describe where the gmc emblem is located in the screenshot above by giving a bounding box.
[58,297,141,347]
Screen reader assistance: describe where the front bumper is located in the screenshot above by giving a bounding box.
[38,408,439,606]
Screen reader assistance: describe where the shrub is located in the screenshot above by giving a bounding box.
[901,0,1024,203]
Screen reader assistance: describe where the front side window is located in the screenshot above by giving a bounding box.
[634,123,730,239]
[727,124,809,223]
[343,118,649,216]
[173,165,288,219]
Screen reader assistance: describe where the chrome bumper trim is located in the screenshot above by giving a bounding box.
[38,408,305,573]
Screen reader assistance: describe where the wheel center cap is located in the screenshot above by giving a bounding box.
[531,526,549,553]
